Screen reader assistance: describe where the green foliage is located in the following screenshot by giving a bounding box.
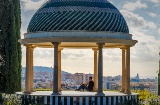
[0,93,21,105]
[34,88,53,91]
[158,75,160,95]
[132,90,150,102]
[147,95,160,105]
[0,93,2,104]
[0,0,21,93]
[132,90,160,105]
[0,93,45,105]
[21,96,44,105]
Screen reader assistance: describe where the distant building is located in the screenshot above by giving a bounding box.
[105,81,116,90]
[74,73,86,85]
[106,76,113,81]
[136,74,140,82]
[131,73,140,82]
[85,73,94,82]
[113,75,122,82]
[44,82,52,88]
[110,84,121,90]
[62,74,73,80]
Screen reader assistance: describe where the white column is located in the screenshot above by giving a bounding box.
[24,45,31,94]
[30,46,35,92]
[120,48,126,93]
[92,48,98,92]
[58,48,63,91]
[52,42,61,95]
[124,47,131,94]
[96,43,105,96]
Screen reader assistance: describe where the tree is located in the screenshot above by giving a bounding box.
[158,75,160,95]
[0,0,21,93]
[158,52,160,95]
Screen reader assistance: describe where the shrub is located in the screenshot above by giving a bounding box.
[34,88,52,91]
[132,90,160,105]
[0,93,21,105]
[21,95,44,105]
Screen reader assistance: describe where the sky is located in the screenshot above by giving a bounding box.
[20,0,160,78]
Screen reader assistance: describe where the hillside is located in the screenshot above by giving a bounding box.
[22,66,72,74]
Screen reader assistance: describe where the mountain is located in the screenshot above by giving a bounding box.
[22,66,72,74]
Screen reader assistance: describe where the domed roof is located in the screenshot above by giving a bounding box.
[27,0,129,33]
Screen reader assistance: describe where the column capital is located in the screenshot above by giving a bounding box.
[120,48,126,50]
[51,42,61,45]
[25,44,32,48]
[126,46,130,49]
[25,44,36,49]
[92,48,98,51]
[120,46,131,50]
[58,47,63,51]
[96,43,105,46]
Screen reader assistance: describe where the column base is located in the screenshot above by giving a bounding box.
[119,89,125,93]
[95,92,105,96]
[93,89,98,92]
[124,91,131,94]
[58,88,62,91]
[51,91,62,95]
[30,88,36,92]
[23,91,31,94]
[31,90,36,92]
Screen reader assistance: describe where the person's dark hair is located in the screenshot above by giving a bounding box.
[89,76,92,80]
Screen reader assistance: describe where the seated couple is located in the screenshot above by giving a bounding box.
[75,76,94,91]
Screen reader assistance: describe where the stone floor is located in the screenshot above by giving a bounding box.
[16,91,138,96]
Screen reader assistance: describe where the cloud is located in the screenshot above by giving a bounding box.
[148,0,160,3]
[144,0,160,6]
[158,28,160,34]
[120,10,145,29]
[146,21,157,29]
[62,50,87,60]
[119,8,159,77]
[130,30,159,77]
[21,0,47,11]
[120,10,157,30]
[147,12,158,17]
[123,1,147,11]
[131,31,159,63]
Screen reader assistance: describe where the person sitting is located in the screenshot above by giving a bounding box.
[75,76,94,92]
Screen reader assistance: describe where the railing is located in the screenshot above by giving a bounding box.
[20,95,138,105]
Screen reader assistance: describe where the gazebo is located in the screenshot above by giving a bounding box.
[18,0,138,104]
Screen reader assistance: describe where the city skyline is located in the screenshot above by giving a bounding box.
[22,66,156,79]
[20,0,160,77]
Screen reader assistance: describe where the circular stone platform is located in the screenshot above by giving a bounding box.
[16,91,138,105]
